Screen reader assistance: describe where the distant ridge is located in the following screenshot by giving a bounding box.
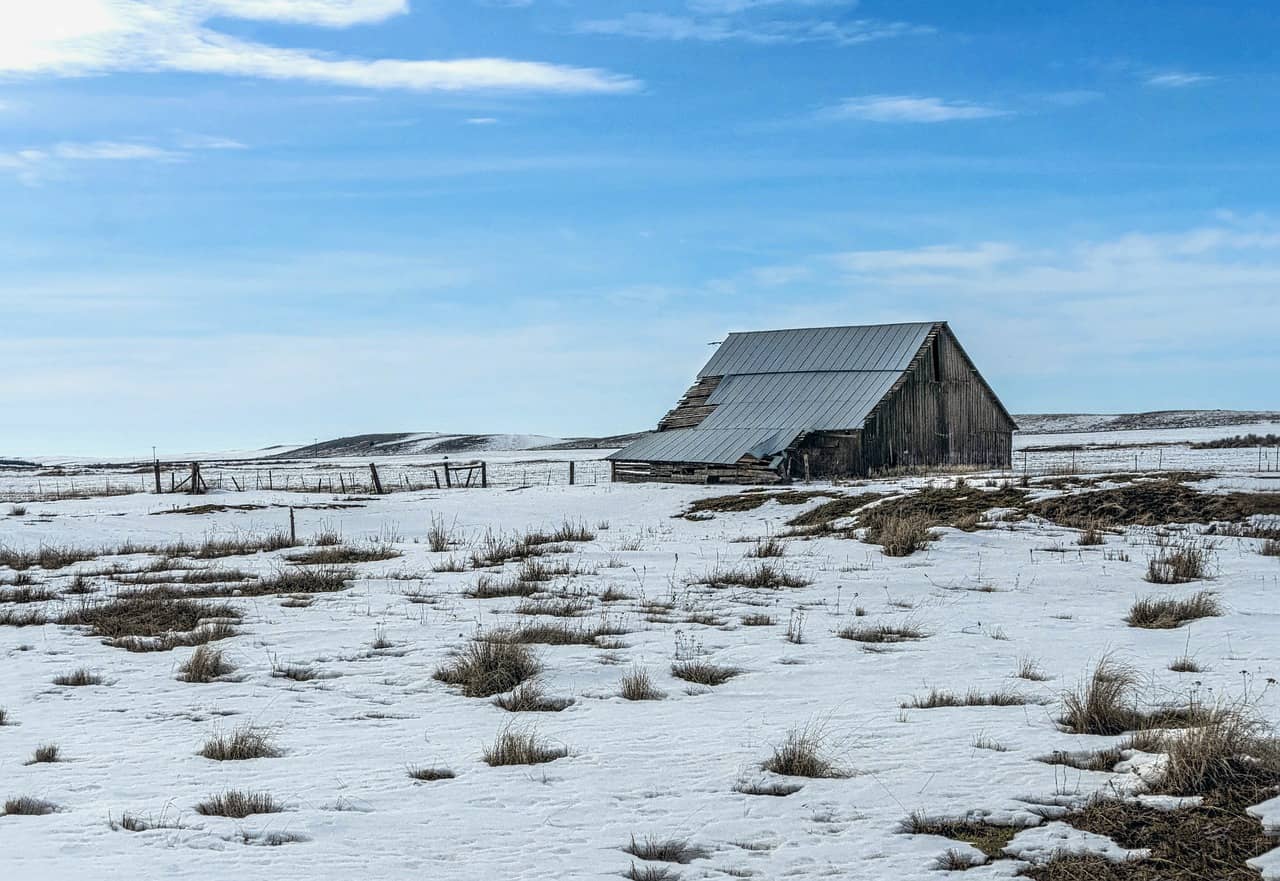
[1013,410,1280,435]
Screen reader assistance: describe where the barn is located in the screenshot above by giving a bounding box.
[608,321,1016,484]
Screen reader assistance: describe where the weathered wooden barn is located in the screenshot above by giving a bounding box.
[608,321,1015,484]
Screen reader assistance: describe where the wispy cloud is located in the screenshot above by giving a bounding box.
[1145,71,1216,88]
[822,95,1011,123]
[0,137,230,185]
[0,1,639,94]
[576,8,930,46]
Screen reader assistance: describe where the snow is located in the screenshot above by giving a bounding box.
[2,457,1279,879]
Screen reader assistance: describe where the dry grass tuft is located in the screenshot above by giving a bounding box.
[434,639,542,698]
[53,667,104,686]
[1059,656,1140,736]
[482,725,568,766]
[1077,522,1107,546]
[670,660,740,686]
[285,544,399,565]
[60,591,241,648]
[194,790,283,818]
[3,796,57,816]
[739,612,774,626]
[25,744,61,764]
[199,725,282,761]
[866,512,938,556]
[701,562,810,590]
[619,666,666,701]
[837,621,927,643]
[624,864,681,881]
[0,586,57,604]
[904,688,1041,709]
[1138,705,1280,797]
[1015,655,1050,681]
[408,765,455,782]
[745,536,787,558]
[1261,538,1280,556]
[761,723,847,778]
[1169,656,1203,673]
[1145,541,1212,584]
[178,646,235,682]
[256,565,353,594]
[1125,591,1222,629]
[492,681,574,712]
[622,834,710,864]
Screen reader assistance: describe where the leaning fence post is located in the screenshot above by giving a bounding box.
[369,462,384,495]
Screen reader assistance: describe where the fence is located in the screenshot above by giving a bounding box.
[0,458,616,502]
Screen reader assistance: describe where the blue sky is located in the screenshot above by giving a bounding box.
[2,1,1278,456]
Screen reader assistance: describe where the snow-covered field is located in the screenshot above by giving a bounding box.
[2,456,1279,879]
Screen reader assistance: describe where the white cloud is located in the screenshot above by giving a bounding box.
[1145,71,1215,88]
[0,1,640,94]
[823,95,1011,123]
[0,136,228,184]
[576,11,928,46]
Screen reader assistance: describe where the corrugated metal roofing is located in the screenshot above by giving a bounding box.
[610,322,943,465]
[698,322,934,378]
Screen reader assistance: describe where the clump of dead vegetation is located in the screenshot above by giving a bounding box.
[3,796,58,816]
[284,544,399,565]
[492,681,573,712]
[670,660,740,686]
[619,666,666,701]
[761,722,848,778]
[1145,539,1213,583]
[1125,591,1222,629]
[622,835,710,864]
[178,646,235,682]
[1027,702,1280,881]
[59,591,241,651]
[902,812,1023,863]
[903,688,1043,709]
[679,489,836,520]
[1058,656,1209,736]
[482,725,568,766]
[407,765,455,782]
[434,639,542,698]
[864,512,938,556]
[698,562,810,589]
[0,586,56,604]
[199,724,283,761]
[1031,479,1280,528]
[837,620,928,644]
[745,536,787,558]
[780,492,885,536]
[488,619,627,647]
[25,744,62,764]
[52,667,105,686]
[194,790,283,818]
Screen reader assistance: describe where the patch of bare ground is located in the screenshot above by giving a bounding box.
[679,489,837,519]
[903,811,1025,862]
[779,492,886,536]
[59,591,241,651]
[1030,479,1280,528]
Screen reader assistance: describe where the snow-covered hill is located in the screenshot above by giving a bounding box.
[1014,409,1280,435]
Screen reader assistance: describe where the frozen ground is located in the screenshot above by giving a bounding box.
[1,439,1279,879]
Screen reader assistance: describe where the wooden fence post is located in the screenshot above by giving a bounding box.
[153,461,162,494]
[481,461,488,488]
[369,463,384,495]
[289,507,296,544]
[444,463,453,489]
[569,460,575,485]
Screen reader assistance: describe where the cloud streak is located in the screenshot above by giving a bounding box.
[823,95,1011,123]
[0,1,639,94]
[576,8,929,46]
